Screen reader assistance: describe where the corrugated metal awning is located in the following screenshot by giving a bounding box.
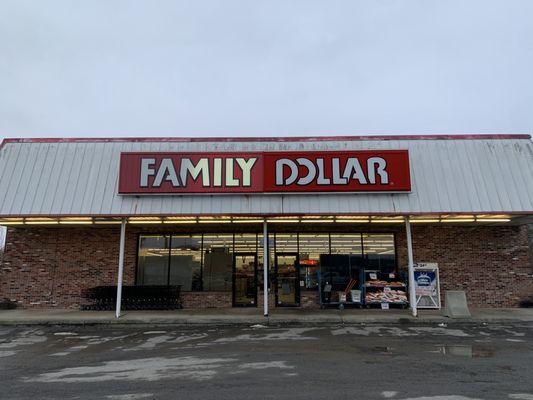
[0,135,532,217]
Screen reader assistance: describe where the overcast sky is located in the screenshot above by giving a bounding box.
[0,0,532,140]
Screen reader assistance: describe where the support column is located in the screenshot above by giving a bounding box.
[115,218,126,319]
[263,219,269,317]
[405,216,417,317]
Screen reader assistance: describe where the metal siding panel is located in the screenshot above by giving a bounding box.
[445,141,473,212]
[511,142,533,210]
[51,143,79,214]
[475,142,512,211]
[494,143,526,211]
[41,144,69,214]
[27,143,60,214]
[19,143,51,214]
[60,143,88,214]
[456,141,485,212]
[4,144,40,214]
[79,143,105,213]
[93,143,117,214]
[463,141,498,212]
[0,143,23,215]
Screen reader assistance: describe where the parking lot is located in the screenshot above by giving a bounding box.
[1,322,533,399]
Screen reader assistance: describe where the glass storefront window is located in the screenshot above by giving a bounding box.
[169,235,202,291]
[274,234,298,253]
[234,234,257,253]
[137,235,170,285]
[202,234,233,291]
[136,231,397,293]
[363,234,396,273]
[330,233,365,280]
[330,234,362,255]
[298,234,329,290]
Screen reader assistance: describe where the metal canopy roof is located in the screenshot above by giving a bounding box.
[0,135,532,217]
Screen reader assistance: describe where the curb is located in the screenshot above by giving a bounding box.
[0,317,532,326]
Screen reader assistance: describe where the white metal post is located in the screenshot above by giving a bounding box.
[115,218,126,319]
[405,216,417,317]
[263,219,269,317]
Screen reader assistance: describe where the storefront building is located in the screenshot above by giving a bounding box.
[0,135,532,313]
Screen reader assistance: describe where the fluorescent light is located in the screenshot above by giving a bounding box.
[163,220,197,224]
[198,219,232,224]
[232,219,264,223]
[301,219,334,223]
[336,218,370,223]
[441,218,475,223]
[476,218,511,223]
[266,219,300,223]
[128,219,162,224]
[59,220,93,225]
[371,218,404,223]
[25,221,59,225]
[0,221,24,225]
[410,219,440,223]
[94,220,123,224]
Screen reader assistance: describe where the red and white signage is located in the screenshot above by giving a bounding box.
[118,150,411,194]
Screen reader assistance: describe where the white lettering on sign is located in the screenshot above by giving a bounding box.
[180,158,210,187]
[236,158,257,187]
[275,157,389,186]
[140,158,156,187]
[140,157,258,188]
[154,159,181,187]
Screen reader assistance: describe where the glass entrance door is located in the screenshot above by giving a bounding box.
[233,253,257,307]
[275,253,300,307]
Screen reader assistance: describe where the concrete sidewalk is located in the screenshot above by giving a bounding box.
[1,307,533,325]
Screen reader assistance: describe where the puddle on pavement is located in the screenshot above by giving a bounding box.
[435,345,495,358]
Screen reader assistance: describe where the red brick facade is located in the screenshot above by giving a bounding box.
[1,225,532,309]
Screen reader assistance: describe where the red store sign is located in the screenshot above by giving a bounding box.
[118,150,411,194]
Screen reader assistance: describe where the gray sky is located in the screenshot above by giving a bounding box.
[0,0,532,140]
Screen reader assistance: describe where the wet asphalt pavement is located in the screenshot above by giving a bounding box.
[1,322,533,400]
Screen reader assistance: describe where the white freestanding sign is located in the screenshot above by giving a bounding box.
[413,262,441,309]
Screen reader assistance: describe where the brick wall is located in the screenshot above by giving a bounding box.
[0,224,531,309]
[396,225,533,307]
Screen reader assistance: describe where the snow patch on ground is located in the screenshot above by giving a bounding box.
[331,326,469,337]
[128,335,174,350]
[26,356,237,383]
[408,327,471,337]
[106,393,154,400]
[509,394,533,400]
[50,352,71,357]
[126,333,208,351]
[504,330,526,337]
[332,326,417,337]
[214,328,317,343]
[239,361,294,370]
[399,396,482,400]
[0,329,47,357]
[25,355,297,383]
[382,391,398,398]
